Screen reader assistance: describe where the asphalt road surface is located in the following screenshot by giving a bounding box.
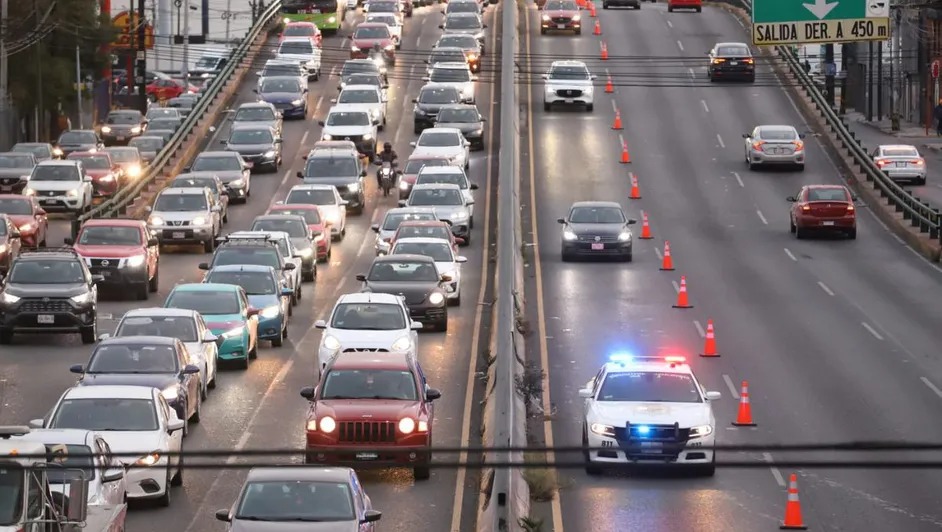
[2,4,501,530]
[522,2,942,531]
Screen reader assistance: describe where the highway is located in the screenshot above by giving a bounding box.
[522,3,942,531]
[0,4,500,530]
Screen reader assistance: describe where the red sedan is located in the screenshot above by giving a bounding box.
[0,195,48,248]
[280,21,323,47]
[788,184,856,239]
[146,78,197,101]
[67,152,123,197]
[350,23,396,65]
[267,203,332,262]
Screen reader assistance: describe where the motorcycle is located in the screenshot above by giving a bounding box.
[379,162,397,197]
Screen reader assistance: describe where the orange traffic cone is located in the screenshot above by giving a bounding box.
[600,42,608,60]
[659,241,674,271]
[605,75,614,93]
[594,20,602,35]
[732,380,756,426]
[780,474,807,530]
[619,141,631,163]
[639,211,652,239]
[629,172,641,199]
[612,109,623,130]
[700,319,718,357]
[673,275,693,308]
[589,2,597,17]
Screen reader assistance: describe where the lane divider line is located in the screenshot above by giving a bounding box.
[762,452,788,488]
[654,246,663,260]
[701,99,709,113]
[611,99,618,113]
[693,319,705,338]
[687,67,695,79]
[920,377,942,399]
[676,39,684,52]
[723,374,740,399]
[716,133,726,148]
[862,322,884,341]
[816,281,834,296]
[732,171,744,188]
[756,209,768,225]
[666,19,673,28]
[299,131,309,148]
[671,280,680,293]
[784,248,797,261]
[226,431,253,464]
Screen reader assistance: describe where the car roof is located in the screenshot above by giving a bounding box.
[447,12,481,17]
[431,62,470,70]
[15,428,97,447]
[237,102,277,110]
[281,36,315,43]
[431,46,468,53]
[356,22,389,28]
[418,166,465,175]
[228,230,290,240]
[385,206,438,217]
[308,148,358,158]
[290,184,336,191]
[412,183,462,191]
[37,160,79,167]
[209,264,278,274]
[245,466,352,483]
[878,144,918,150]
[158,187,207,196]
[132,136,164,141]
[173,282,242,292]
[229,124,276,133]
[285,21,317,26]
[123,307,199,318]
[337,292,402,304]
[805,184,848,190]
[197,151,239,157]
[81,218,145,228]
[397,220,449,228]
[270,203,320,210]
[571,200,622,209]
[392,237,453,246]
[375,253,435,263]
[341,84,381,92]
[439,104,478,112]
[63,385,157,400]
[421,127,463,135]
[327,106,370,116]
[407,153,451,161]
[100,335,178,346]
[331,350,412,370]
[550,60,587,68]
[602,356,696,376]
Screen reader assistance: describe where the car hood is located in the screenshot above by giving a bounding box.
[415,101,455,113]
[353,37,393,49]
[195,170,243,183]
[317,399,421,420]
[58,143,97,152]
[435,121,482,133]
[248,293,280,310]
[301,176,359,186]
[151,210,208,223]
[6,214,34,227]
[569,223,627,237]
[290,236,313,251]
[545,9,578,16]
[229,520,359,532]
[327,328,403,347]
[5,283,87,298]
[96,431,166,464]
[201,315,246,332]
[233,119,279,131]
[323,125,372,137]
[0,168,32,178]
[591,401,712,427]
[363,281,438,305]
[78,373,178,390]
[227,144,275,155]
[410,146,462,160]
[28,181,83,191]
[413,204,464,219]
[74,244,144,258]
[83,169,114,178]
[444,28,482,36]
[276,52,319,63]
[260,92,304,104]
[334,102,380,116]
[545,78,593,88]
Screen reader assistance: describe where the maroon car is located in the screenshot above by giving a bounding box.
[0,195,47,248]
[66,218,160,299]
[540,0,582,34]
[788,184,857,240]
[350,23,396,65]
[67,152,124,197]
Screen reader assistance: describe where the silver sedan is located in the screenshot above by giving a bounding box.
[871,144,927,185]
[743,125,806,171]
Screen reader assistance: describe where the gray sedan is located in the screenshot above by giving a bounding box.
[743,125,805,171]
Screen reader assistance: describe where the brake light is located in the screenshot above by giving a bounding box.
[801,205,811,211]
[912,159,925,167]
[846,204,855,212]
[712,58,726,64]
[744,58,754,64]
[875,159,890,167]
[752,141,765,151]
[793,140,804,151]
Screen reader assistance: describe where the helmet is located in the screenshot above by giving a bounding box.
[384,141,392,150]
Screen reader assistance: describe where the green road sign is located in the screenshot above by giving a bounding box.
[752,0,891,45]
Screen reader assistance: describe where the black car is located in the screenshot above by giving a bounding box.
[356,254,449,331]
[220,125,283,172]
[146,117,184,142]
[0,152,38,193]
[100,110,147,146]
[413,85,462,134]
[70,336,202,429]
[199,237,296,278]
[708,42,755,82]
[298,149,366,214]
[336,73,388,94]
[339,59,386,87]
[54,130,104,157]
[11,142,58,162]
[0,247,102,344]
[435,104,486,150]
[557,201,636,262]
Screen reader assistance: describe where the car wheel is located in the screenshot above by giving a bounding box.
[157,470,172,507]
[668,5,673,11]
[203,238,214,253]
[847,228,857,239]
[192,392,202,422]
[541,28,547,34]
[171,456,184,486]
[283,322,289,339]
[148,267,159,293]
[414,123,422,134]
[748,162,758,170]
[697,456,716,477]
[583,429,603,476]
[413,463,431,480]
[135,282,148,300]
[623,251,633,262]
[0,329,12,345]
[438,316,448,332]
[586,103,594,112]
[272,329,284,347]
[249,339,258,359]
[80,323,96,345]
[237,355,249,370]
[603,1,609,7]
[562,251,572,262]
[789,218,796,233]
[795,226,806,239]
[796,164,805,172]
[544,101,551,111]
[917,177,927,185]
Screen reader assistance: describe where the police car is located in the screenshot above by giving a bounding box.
[579,355,721,476]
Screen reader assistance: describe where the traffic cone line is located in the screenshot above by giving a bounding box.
[600,42,609,60]
[780,474,808,530]
[672,275,693,308]
[594,19,602,35]
[612,108,623,130]
[628,172,641,199]
[619,135,631,164]
[589,2,597,17]
[699,319,718,357]
[732,380,756,426]
[639,211,652,240]
[605,73,614,94]
[659,240,674,271]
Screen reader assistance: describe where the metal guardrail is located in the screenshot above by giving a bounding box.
[76,0,284,225]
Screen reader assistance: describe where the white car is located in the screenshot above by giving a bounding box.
[146,187,223,253]
[410,128,471,170]
[284,184,349,240]
[24,160,94,214]
[365,13,402,47]
[333,85,388,129]
[35,385,185,506]
[543,60,596,112]
[319,106,379,157]
[871,144,927,185]
[415,165,478,206]
[425,62,476,103]
[371,206,439,255]
[389,237,467,305]
[224,230,303,301]
[107,307,221,398]
[275,36,322,81]
[314,292,422,372]
[579,355,721,476]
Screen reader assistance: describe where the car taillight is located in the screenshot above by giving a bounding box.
[801,205,811,211]
[875,159,890,167]
[793,140,804,151]
[846,204,855,212]
[712,58,726,64]
[744,58,754,64]
[912,159,925,166]
[752,141,765,151]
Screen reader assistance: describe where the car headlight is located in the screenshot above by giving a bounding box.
[101,126,112,133]
[452,210,469,220]
[689,424,714,438]
[541,14,550,20]
[469,129,484,136]
[100,174,114,182]
[363,133,373,140]
[161,387,179,400]
[391,336,412,351]
[322,134,333,141]
[319,416,336,433]
[70,291,94,305]
[328,16,337,23]
[385,44,395,51]
[264,150,276,158]
[131,126,142,134]
[322,334,341,350]
[347,182,360,192]
[589,423,616,437]
[88,147,97,153]
[229,179,245,188]
[0,292,20,304]
[191,216,207,226]
[23,188,36,196]
[66,189,79,197]
[352,45,361,52]
[260,305,281,319]
[326,212,340,224]
[299,247,313,258]
[563,229,577,241]
[399,180,409,190]
[398,417,415,434]
[428,292,445,306]
[573,14,581,21]
[135,452,161,466]
[370,108,379,118]
[222,326,245,338]
[617,231,632,242]
[18,223,33,233]
[128,164,141,177]
[52,148,63,156]
[125,254,146,268]
[291,98,303,106]
[148,215,165,226]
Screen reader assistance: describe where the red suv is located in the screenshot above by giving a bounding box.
[300,351,441,480]
[66,219,160,299]
[267,203,332,262]
[0,195,47,248]
[67,152,123,197]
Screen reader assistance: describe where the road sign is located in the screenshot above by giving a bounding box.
[752,0,891,46]
[111,11,155,50]
[933,60,940,80]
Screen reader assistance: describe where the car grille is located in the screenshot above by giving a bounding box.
[556,89,582,98]
[338,421,397,443]
[613,423,691,460]
[0,178,20,185]
[273,103,294,110]
[340,135,363,143]
[403,293,427,305]
[166,220,190,226]
[40,190,59,197]
[20,299,72,313]
[89,258,120,268]
[342,348,390,352]
[577,235,619,243]
[552,16,571,23]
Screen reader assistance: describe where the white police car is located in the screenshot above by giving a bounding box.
[579,355,721,476]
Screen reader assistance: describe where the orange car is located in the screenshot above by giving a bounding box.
[280,21,322,47]
[787,184,856,239]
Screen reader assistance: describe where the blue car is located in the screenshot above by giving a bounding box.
[256,76,308,119]
[202,264,292,346]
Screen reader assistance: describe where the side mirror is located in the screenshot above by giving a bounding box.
[297,171,304,178]
[252,89,258,93]
[29,419,44,428]
[101,468,125,483]
[411,321,423,330]
[281,287,294,298]
[361,170,367,177]
[69,364,84,374]
[202,331,218,343]
[742,133,750,138]
[799,133,807,139]
[371,224,380,232]
[211,205,221,212]
[183,166,191,172]
[63,237,74,245]
[355,273,367,282]
[426,388,442,401]
[330,98,337,103]
[247,307,260,317]
[167,418,185,432]
[215,509,232,523]
[454,237,465,245]
[36,208,46,215]
[556,218,566,224]
[317,120,325,126]
[541,74,548,80]
[466,200,474,205]
[412,98,418,103]
[471,75,479,82]
[480,117,486,122]
[578,388,593,398]
[422,76,430,82]
[340,200,349,206]
[409,142,416,147]
[786,196,797,202]
[440,274,452,282]
[438,24,444,28]
[148,238,159,246]
[91,274,105,284]
[143,205,153,213]
[283,263,297,270]
[314,319,327,329]
[705,391,722,401]
[589,75,597,80]
[300,386,316,400]
[627,219,637,225]
[183,364,201,375]
[219,140,227,145]
[362,510,383,524]
[275,138,283,144]
[97,333,111,341]
[198,262,210,270]
[83,176,92,182]
[456,256,468,263]
[398,200,406,207]
[482,24,488,28]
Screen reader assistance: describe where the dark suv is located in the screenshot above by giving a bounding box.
[413,85,462,134]
[199,237,296,291]
[0,247,101,344]
[298,148,367,215]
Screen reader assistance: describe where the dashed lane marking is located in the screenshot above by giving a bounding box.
[732,171,744,187]
[701,99,709,113]
[862,322,884,341]
[756,209,768,225]
[671,280,680,293]
[817,281,834,296]
[763,452,787,487]
[920,377,942,399]
[722,374,740,399]
[784,248,797,261]
[676,40,684,52]
[716,133,725,148]
[693,319,705,338]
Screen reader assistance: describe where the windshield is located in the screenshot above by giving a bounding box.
[44,445,96,484]
[167,288,242,315]
[105,149,139,163]
[51,398,159,431]
[598,372,702,403]
[438,109,478,123]
[326,112,370,127]
[284,25,317,36]
[106,112,141,125]
[206,271,276,295]
[171,177,216,191]
[341,62,378,76]
[544,0,577,8]
[448,2,478,12]
[8,259,85,283]
[549,66,589,80]
[419,87,460,104]
[236,481,355,522]
[344,74,381,87]
[392,241,453,262]
[192,155,240,171]
[78,226,142,246]
[286,188,336,205]
[569,206,625,224]
[430,50,467,64]
[438,35,476,48]
[430,68,471,83]
[322,369,417,400]
[59,132,96,144]
[87,343,178,373]
[354,26,390,39]
[271,207,321,225]
[195,56,221,68]
[145,109,178,119]
[0,198,32,215]
[304,157,358,178]
[154,193,207,212]
[758,128,797,140]
[32,165,78,181]
[446,15,481,29]
[418,171,466,188]
[229,129,274,144]
[368,260,439,282]
[149,119,180,130]
[807,188,849,202]
[0,223,6,236]
[0,467,23,525]
[882,147,919,157]
[235,107,277,121]
[260,78,301,93]
[383,212,436,230]
[397,224,449,240]
[212,248,281,270]
[70,155,110,169]
[261,64,302,77]
[116,315,198,342]
[418,132,460,147]
[279,41,314,55]
[717,45,750,56]
[330,302,406,330]
[404,158,449,174]
[339,89,379,104]
[12,144,48,157]
[369,2,397,11]
[367,15,397,26]
[129,137,163,151]
[252,219,306,237]
[0,155,34,168]
[409,188,462,206]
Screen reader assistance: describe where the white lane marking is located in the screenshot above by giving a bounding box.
[268,170,295,210]
[416,36,422,47]
[666,20,673,28]
[611,99,618,113]
[716,134,725,148]
[687,68,695,79]
[784,247,797,261]
[676,40,684,52]
[226,431,253,464]
[732,171,744,188]
[693,319,705,338]
[184,358,295,532]
[671,280,680,293]
[756,209,768,225]
[862,322,884,341]
[723,374,740,399]
[618,133,626,146]
[654,246,663,260]
[817,281,835,296]
[300,131,309,147]
[763,452,787,488]
[314,95,324,113]
[700,99,709,113]
[330,65,339,78]
[920,377,942,399]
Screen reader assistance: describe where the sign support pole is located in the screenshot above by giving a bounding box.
[825,44,835,106]
[136,0,148,114]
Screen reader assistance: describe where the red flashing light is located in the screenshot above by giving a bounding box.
[664,356,686,363]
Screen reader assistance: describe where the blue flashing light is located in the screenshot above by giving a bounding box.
[609,352,634,364]
[636,425,651,436]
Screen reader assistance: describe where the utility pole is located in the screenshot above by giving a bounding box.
[824,43,836,106]
[136,0,147,114]
[182,0,190,80]
[1,0,8,148]
[223,0,233,43]
[75,46,83,129]
[868,42,874,121]
[891,6,902,131]
[35,0,43,141]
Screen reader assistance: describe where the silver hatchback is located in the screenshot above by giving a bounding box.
[743,125,806,170]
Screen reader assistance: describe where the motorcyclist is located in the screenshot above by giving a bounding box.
[376,142,398,188]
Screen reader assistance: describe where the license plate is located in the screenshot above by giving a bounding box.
[0,186,11,192]
[896,162,907,167]
[591,243,604,250]
[822,221,835,226]
[244,162,254,168]
[564,99,574,103]
[101,270,112,277]
[37,315,54,324]
[640,442,663,453]
[355,452,378,460]
[41,199,55,205]
[730,61,739,65]
[172,232,185,239]
[557,23,566,29]
[116,136,125,141]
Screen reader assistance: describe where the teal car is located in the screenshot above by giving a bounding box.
[202,264,293,347]
[164,283,260,369]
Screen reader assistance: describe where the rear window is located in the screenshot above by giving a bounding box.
[717,46,750,56]
[882,147,919,157]
[758,129,797,141]
[807,188,848,202]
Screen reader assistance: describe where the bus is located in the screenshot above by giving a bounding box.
[282,0,346,35]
